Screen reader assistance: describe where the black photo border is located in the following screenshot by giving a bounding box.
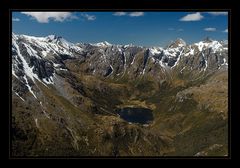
[2,0,239,161]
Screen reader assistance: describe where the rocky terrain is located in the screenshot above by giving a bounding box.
[11,33,228,156]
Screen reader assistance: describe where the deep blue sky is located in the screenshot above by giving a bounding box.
[12,11,228,47]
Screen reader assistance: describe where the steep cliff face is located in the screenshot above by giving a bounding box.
[11,33,228,156]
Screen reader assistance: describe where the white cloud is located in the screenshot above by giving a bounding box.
[129,12,144,17]
[113,12,127,16]
[177,29,184,32]
[208,12,228,16]
[180,12,204,21]
[81,14,96,21]
[204,27,217,31]
[113,12,144,17]
[168,28,183,32]
[13,18,20,22]
[21,12,77,23]
[223,29,228,33]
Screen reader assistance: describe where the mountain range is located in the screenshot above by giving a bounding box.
[12,33,228,156]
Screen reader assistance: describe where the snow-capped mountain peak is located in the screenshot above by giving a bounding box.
[149,47,163,55]
[194,39,225,53]
[12,33,228,91]
[202,37,213,43]
[45,35,74,48]
[45,34,60,42]
[93,41,112,47]
[168,38,186,48]
[220,40,228,45]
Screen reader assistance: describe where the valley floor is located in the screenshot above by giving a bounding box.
[11,69,228,157]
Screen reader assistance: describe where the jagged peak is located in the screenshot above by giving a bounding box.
[12,32,18,40]
[46,34,57,40]
[202,37,213,43]
[45,34,63,42]
[93,41,112,47]
[102,41,112,46]
[168,38,186,48]
[175,38,186,44]
[220,40,228,45]
[123,43,134,48]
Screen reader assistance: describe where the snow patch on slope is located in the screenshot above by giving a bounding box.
[149,47,162,55]
[14,92,25,101]
[23,75,37,99]
[131,55,136,65]
[13,39,40,83]
[171,50,183,69]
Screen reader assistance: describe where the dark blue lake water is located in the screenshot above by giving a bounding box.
[116,107,153,124]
